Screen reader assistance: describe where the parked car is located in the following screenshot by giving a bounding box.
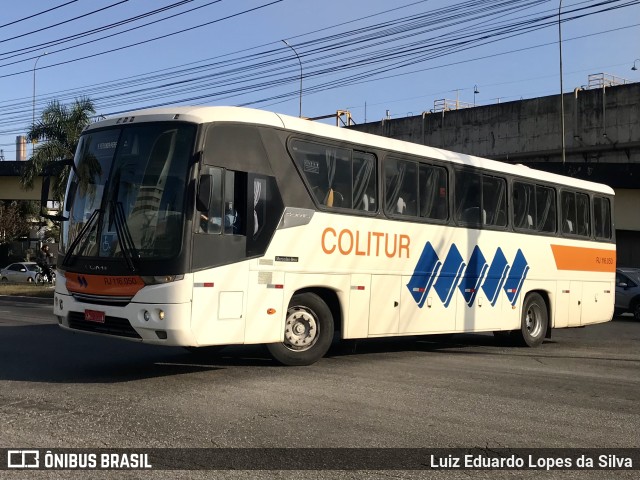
[0,262,41,283]
[615,267,640,319]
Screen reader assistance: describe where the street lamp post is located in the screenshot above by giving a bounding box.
[282,40,302,118]
[558,1,566,164]
[32,52,47,128]
[473,85,479,106]
[632,59,640,71]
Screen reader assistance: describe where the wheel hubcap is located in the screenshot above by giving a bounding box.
[525,303,543,338]
[283,306,319,352]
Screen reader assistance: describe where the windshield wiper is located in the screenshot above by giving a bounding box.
[110,201,139,272]
[62,209,101,266]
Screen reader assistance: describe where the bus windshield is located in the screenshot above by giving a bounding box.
[61,123,196,261]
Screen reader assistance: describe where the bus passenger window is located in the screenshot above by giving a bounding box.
[290,140,351,209]
[561,191,577,234]
[455,171,481,225]
[513,182,535,230]
[353,151,376,212]
[536,186,556,232]
[594,196,612,239]
[385,158,417,216]
[482,175,506,226]
[419,164,447,220]
[576,193,590,237]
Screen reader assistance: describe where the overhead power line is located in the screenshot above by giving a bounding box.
[0,0,284,75]
[0,0,79,30]
[0,0,129,44]
[0,0,210,61]
[0,0,637,140]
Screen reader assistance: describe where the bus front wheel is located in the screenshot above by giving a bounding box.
[515,292,548,347]
[267,292,334,366]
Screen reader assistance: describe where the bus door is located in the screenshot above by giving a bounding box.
[191,261,249,346]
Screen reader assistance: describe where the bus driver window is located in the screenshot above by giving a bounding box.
[199,168,245,235]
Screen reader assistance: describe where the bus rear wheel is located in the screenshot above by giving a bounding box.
[267,292,334,366]
[515,292,548,347]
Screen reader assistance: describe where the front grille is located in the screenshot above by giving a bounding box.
[68,311,141,339]
[71,292,132,307]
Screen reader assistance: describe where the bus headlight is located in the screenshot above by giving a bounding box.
[143,310,151,322]
[158,310,165,321]
[140,275,184,285]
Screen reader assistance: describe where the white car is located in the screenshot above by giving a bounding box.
[0,262,41,283]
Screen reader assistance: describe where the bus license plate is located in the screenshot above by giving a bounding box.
[84,309,105,323]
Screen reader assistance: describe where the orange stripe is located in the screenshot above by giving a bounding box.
[65,273,146,296]
[550,245,616,272]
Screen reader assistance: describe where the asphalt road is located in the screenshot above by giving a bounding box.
[0,298,639,479]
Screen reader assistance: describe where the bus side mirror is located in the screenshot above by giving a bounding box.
[196,174,212,212]
[40,159,75,222]
[40,176,69,222]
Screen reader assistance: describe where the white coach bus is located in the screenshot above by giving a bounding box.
[44,106,615,365]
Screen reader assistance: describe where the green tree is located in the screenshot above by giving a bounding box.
[0,201,30,242]
[21,97,95,201]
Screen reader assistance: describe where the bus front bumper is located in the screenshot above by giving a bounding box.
[53,293,196,346]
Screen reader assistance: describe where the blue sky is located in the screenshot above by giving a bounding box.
[0,0,638,160]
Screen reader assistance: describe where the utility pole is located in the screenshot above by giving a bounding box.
[558,1,566,163]
[282,40,302,118]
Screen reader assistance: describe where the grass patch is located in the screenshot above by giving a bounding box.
[0,283,54,298]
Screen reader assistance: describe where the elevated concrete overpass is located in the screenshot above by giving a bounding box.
[0,162,44,200]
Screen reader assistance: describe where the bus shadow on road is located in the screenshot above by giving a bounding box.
[324,333,517,360]
[0,323,231,384]
[3,322,600,383]
[180,333,511,367]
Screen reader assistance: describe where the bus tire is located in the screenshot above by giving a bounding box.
[267,292,334,366]
[515,292,548,347]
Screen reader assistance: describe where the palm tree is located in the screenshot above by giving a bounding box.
[21,97,95,201]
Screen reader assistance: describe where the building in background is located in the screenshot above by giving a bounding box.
[349,76,640,267]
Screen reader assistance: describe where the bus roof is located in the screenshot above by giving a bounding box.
[93,106,614,195]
